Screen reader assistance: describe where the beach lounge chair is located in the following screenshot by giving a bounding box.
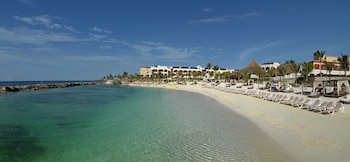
[272,94,282,102]
[292,98,304,107]
[307,99,320,110]
[267,93,275,100]
[322,102,345,116]
[299,99,311,109]
[285,96,298,105]
[277,95,288,103]
[258,92,267,99]
[314,101,333,112]
[311,101,328,112]
[281,96,293,104]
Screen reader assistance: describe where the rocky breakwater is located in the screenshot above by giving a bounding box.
[1,82,96,92]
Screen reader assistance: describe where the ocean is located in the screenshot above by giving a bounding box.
[0,81,92,87]
[0,84,279,161]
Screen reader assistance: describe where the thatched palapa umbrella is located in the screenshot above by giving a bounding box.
[238,59,262,85]
[240,59,262,75]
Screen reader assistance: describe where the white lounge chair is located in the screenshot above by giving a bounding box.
[281,96,294,104]
[314,101,333,112]
[285,96,298,105]
[277,95,287,103]
[271,94,283,102]
[322,102,345,116]
[264,93,276,100]
[292,98,304,107]
[307,99,320,110]
[299,99,311,109]
[311,101,328,111]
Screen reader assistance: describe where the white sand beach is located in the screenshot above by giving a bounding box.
[131,82,350,162]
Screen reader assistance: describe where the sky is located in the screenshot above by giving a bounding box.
[1,0,350,81]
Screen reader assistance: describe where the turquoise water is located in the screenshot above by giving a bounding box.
[0,85,261,161]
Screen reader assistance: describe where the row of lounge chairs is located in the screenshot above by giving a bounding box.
[251,90,345,116]
[209,86,345,116]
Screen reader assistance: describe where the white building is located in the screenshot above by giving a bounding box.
[148,65,168,77]
[260,62,280,71]
[170,65,205,79]
[141,65,234,80]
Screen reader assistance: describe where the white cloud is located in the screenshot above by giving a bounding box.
[88,33,107,41]
[90,27,111,33]
[190,16,229,23]
[202,8,213,12]
[0,27,84,45]
[99,45,112,49]
[13,15,77,32]
[65,55,122,61]
[129,43,201,59]
[238,40,288,63]
[141,41,164,46]
[17,0,34,4]
[233,12,262,18]
[189,12,262,24]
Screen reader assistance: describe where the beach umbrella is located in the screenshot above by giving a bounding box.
[240,59,262,75]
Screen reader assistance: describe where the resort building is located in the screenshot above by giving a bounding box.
[139,65,234,80]
[147,65,169,77]
[169,65,206,79]
[310,55,350,76]
[139,66,149,77]
[260,62,280,71]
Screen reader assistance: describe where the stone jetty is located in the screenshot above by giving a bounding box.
[1,82,96,92]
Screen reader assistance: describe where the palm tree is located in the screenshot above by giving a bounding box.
[222,71,231,82]
[206,63,212,81]
[286,60,300,85]
[277,66,286,82]
[267,68,275,90]
[255,68,263,88]
[128,74,134,83]
[192,71,199,80]
[209,71,214,80]
[237,71,242,82]
[241,71,250,85]
[313,50,326,77]
[338,54,349,79]
[177,70,183,84]
[213,65,219,79]
[157,71,163,84]
[206,63,212,70]
[301,62,314,94]
[122,71,128,79]
[324,58,335,81]
[168,71,173,82]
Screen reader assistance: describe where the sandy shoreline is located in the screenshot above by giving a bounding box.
[130,82,350,162]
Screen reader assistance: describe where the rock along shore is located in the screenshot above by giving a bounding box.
[0,81,96,92]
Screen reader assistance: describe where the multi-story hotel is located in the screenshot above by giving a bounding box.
[310,55,350,76]
[139,65,234,80]
[139,66,149,77]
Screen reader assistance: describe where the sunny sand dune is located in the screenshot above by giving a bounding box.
[141,83,350,162]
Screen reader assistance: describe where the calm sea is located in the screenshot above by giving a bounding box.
[0,84,289,161]
[0,81,92,87]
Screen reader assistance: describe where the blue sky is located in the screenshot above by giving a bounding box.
[1,0,350,81]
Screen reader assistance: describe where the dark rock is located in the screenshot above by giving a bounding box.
[2,86,20,92]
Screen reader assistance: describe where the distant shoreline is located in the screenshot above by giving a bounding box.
[0,81,97,92]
